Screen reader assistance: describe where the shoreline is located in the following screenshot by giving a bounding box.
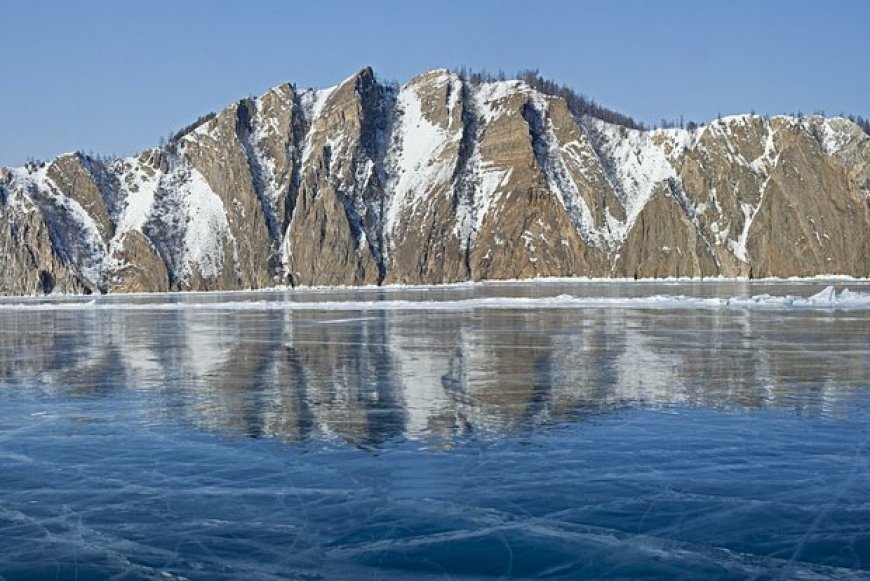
[1,274,868,301]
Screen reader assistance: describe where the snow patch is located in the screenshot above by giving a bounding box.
[112,156,161,238]
[526,92,601,244]
[152,162,234,282]
[300,85,336,125]
[729,123,780,263]
[452,82,525,248]
[180,167,232,279]
[818,118,855,155]
[251,97,281,203]
[729,202,755,263]
[384,73,462,240]
[474,80,527,123]
[583,119,690,240]
[9,164,107,285]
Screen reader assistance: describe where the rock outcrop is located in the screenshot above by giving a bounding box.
[1,68,868,295]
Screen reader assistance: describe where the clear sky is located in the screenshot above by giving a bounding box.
[1,0,868,166]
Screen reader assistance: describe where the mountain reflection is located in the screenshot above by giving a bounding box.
[1,301,867,445]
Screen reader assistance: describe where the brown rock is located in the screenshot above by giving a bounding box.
[107,230,170,293]
[2,70,868,295]
[282,68,385,286]
[0,188,94,295]
[615,185,719,278]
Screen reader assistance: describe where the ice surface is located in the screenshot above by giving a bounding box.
[1,281,868,578]
[1,283,868,312]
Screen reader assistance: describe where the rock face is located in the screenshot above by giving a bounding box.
[1,68,868,295]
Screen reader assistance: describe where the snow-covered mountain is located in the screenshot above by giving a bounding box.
[1,67,868,294]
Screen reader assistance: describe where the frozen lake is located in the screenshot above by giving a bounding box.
[1,280,869,579]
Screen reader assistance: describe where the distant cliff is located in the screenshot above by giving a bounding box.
[1,67,868,295]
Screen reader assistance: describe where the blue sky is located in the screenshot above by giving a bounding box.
[1,0,868,166]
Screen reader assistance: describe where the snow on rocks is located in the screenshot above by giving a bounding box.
[166,163,233,281]
[8,162,108,285]
[111,155,161,239]
[583,118,690,241]
[524,91,601,244]
[300,85,336,126]
[384,71,463,241]
[3,69,867,292]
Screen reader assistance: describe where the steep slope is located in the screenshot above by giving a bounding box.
[382,69,469,284]
[1,68,868,295]
[281,67,389,286]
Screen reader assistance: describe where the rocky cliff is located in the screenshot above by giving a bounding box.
[2,67,868,295]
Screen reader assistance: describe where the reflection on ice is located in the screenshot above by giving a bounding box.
[1,284,867,445]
